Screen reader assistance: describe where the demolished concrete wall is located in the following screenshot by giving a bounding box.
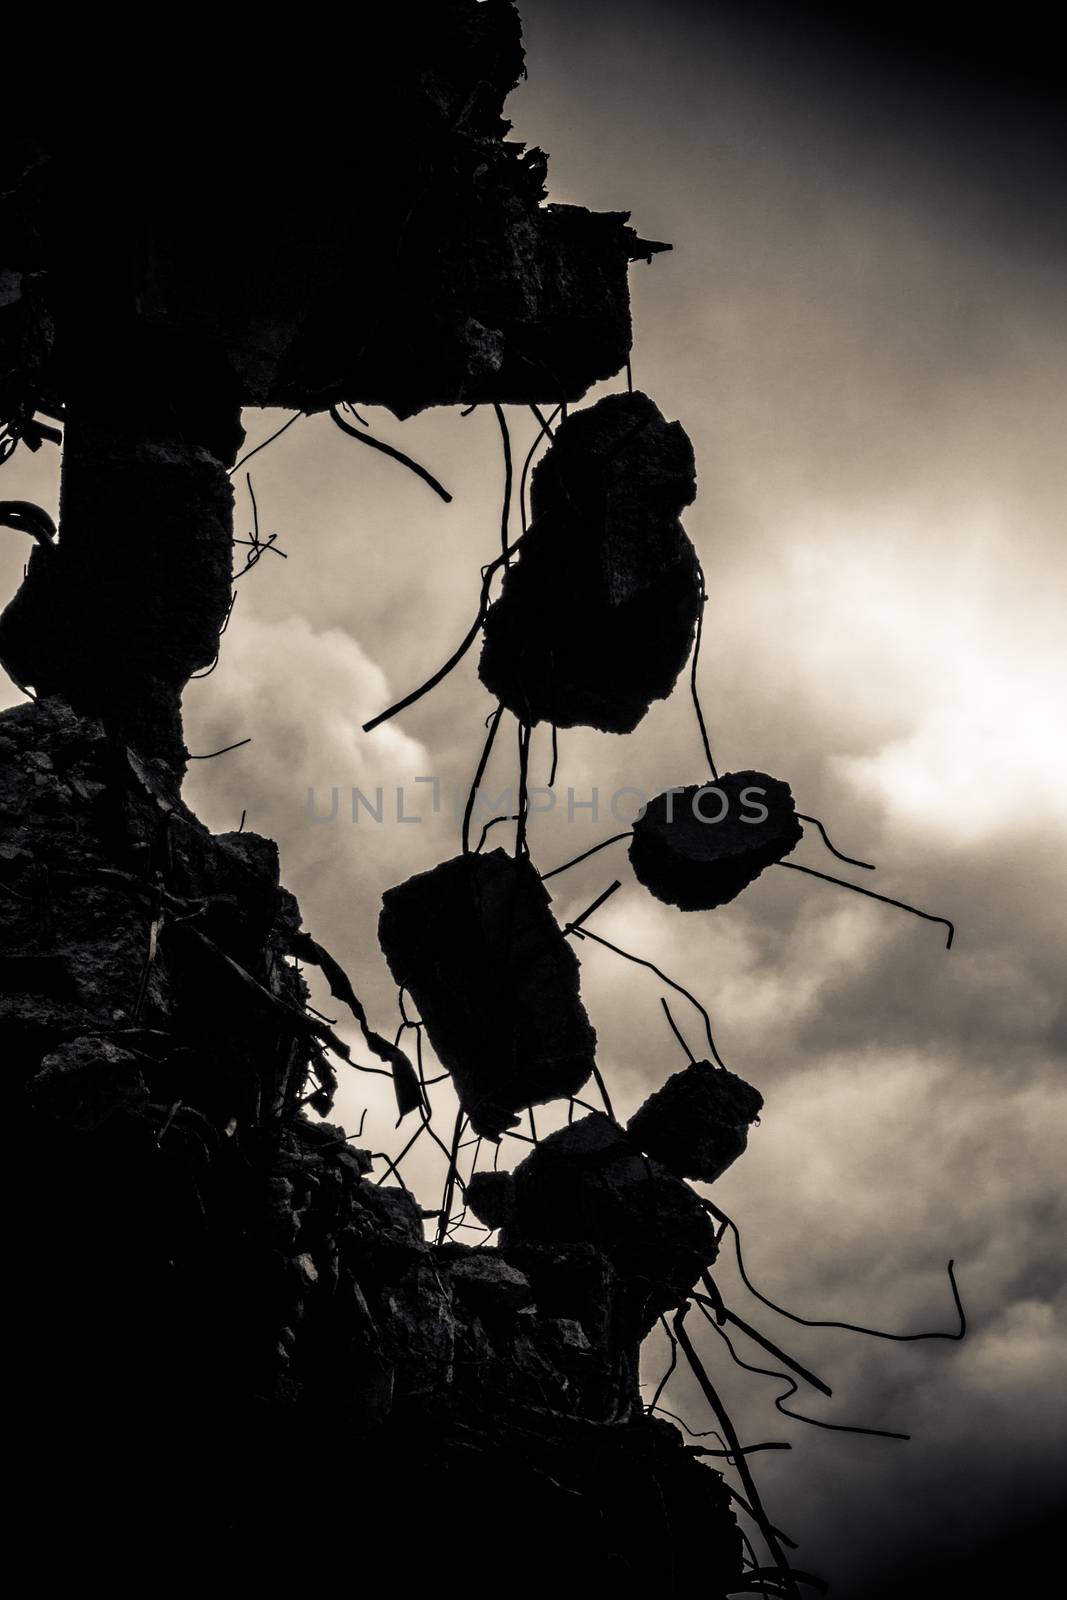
[3,3,753,1587]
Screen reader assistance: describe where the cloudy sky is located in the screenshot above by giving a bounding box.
[3,2,1064,1591]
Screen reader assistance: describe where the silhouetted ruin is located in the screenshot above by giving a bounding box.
[630,772,804,910]
[2,3,964,1591]
[627,1061,764,1183]
[480,391,700,732]
[379,849,597,1138]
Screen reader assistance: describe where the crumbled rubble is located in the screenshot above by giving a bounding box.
[467,1167,519,1231]
[0,695,308,1107]
[0,393,238,763]
[26,1034,149,1131]
[491,1112,722,1338]
[627,1059,765,1183]
[378,848,597,1137]
[2,0,665,762]
[1,4,655,427]
[3,3,746,1583]
[479,391,700,732]
[630,769,804,910]
[6,697,741,1585]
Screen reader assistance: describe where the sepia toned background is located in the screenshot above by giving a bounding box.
[3,3,1064,1590]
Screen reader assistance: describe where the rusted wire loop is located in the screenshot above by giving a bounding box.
[362,531,525,732]
[700,1198,966,1344]
[777,860,954,948]
[568,920,727,1069]
[228,411,303,477]
[695,1277,832,1397]
[0,500,56,544]
[698,1301,911,1442]
[796,813,875,871]
[330,404,452,503]
[475,814,520,852]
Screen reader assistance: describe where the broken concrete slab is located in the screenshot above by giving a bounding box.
[2,9,746,1581]
[465,1169,517,1232]
[479,391,700,732]
[442,1246,533,1314]
[378,848,597,1137]
[1,5,657,430]
[629,769,804,910]
[627,1059,764,1183]
[26,1036,148,1132]
[0,395,237,766]
[500,1112,720,1336]
[2,4,668,776]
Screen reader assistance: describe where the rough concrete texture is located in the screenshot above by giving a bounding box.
[630,769,804,910]
[627,1059,765,1183]
[4,698,741,1586]
[2,0,659,759]
[379,848,597,1137]
[2,2,747,1584]
[479,391,700,731]
[0,696,308,1119]
[498,1112,722,1338]
[0,4,655,422]
[0,392,238,765]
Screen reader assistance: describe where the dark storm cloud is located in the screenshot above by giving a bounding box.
[709,1,1067,109]
[500,14,1066,1587]
[581,0,1067,136]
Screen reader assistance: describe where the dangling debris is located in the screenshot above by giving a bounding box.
[286,929,422,1119]
[496,1112,720,1336]
[0,500,56,545]
[378,848,597,1138]
[629,769,803,910]
[465,1170,517,1233]
[478,391,701,733]
[626,1060,764,1183]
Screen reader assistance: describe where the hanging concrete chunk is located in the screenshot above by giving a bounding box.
[500,1113,720,1337]
[2,5,657,426]
[378,849,596,1139]
[627,1061,763,1183]
[465,1170,517,1233]
[479,391,700,733]
[629,769,803,910]
[2,2,665,766]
